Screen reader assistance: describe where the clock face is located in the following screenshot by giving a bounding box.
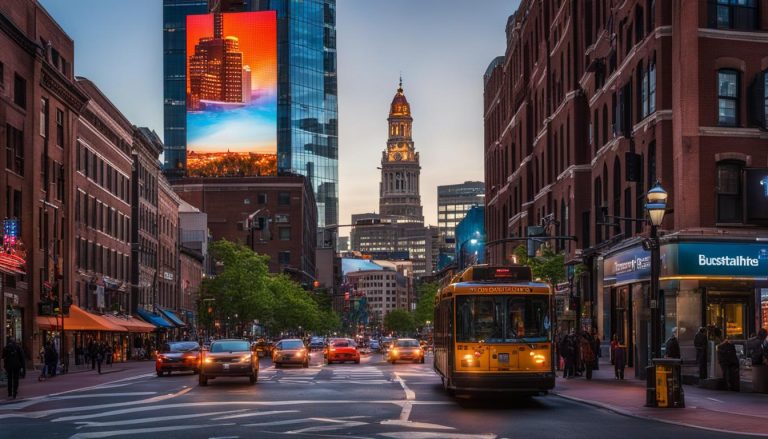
[394,152,402,161]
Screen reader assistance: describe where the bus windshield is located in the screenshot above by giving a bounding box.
[456,295,550,343]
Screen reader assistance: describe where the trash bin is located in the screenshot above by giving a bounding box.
[653,358,685,408]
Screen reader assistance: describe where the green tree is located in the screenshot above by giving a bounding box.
[199,240,274,332]
[513,244,566,288]
[384,309,415,335]
[413,281,439,326]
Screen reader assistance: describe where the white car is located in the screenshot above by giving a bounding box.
[369,340,380,351]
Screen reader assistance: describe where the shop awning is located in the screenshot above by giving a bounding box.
[36,305,127,332]
[136,308,174,329]
[101,314,156,333]
[158,307,186,327]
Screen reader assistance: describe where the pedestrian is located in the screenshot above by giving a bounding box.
[747,328,767,367]
[44,342,58,378]
[562,329,577,378]
[96,342,105,374]
[592,331,601,371]
[614,342,626,380]
[610,334,618,365]
[88,339,97,370]
[580,331,596,380]
[105,343,113,366]
[694,326,708,379]
[717,337,740,391]
[2,337,25,399]
[665,327,681,359]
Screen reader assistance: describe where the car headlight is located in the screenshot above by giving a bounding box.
[204,357,213,364]
[157,355,167,362]
[391,349,399,356]
[295,351,305,358]
[240,354,252,362]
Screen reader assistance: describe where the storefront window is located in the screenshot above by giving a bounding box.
[707,300,747,341]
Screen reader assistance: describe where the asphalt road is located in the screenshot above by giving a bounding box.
[0,352,752,439]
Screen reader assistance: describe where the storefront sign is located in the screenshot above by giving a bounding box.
[603,246,651,285]
[667,242,768,278]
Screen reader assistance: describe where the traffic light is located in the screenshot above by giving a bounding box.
[313,280,320,289]
[526,225,546,258]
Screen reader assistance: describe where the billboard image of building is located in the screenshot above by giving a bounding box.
[186,11,277,176]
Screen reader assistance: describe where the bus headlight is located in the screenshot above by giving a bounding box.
[533,354,546,364]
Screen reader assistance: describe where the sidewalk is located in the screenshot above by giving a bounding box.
[0,360,155,402]
[553,360,768,436]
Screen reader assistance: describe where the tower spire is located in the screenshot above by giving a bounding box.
[398,73,403,93]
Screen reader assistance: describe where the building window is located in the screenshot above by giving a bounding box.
[275,214,289,223]
[718,69,739,126]
[709,0,757,30]
[716,161,743,223]
[56,109,64,147]
[13,74,25,109]
[6,124,24,176]
[278,192,290,205]
[278,251,291,265]
[40,98,48,137]
[279,227,290,240]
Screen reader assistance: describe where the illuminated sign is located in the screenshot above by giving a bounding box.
[186,11,277,177]
[3,218,18,248]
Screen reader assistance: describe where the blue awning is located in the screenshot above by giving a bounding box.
[158,307,186,327]
[136,308,173,329]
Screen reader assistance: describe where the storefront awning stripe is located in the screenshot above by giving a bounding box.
[101,314,156,333]
[35,305,127,332]
[136,308,174,328]
[158,307,186,327]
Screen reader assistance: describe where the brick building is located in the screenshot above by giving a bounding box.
[179,246,203,328]
[172,175,317,284]
[485,1,768,378]
[0,0,88,358]
[157,176,180,311]
[131,127,162,314]
[73,78,133,313]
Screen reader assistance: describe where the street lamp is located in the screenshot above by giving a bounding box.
[644,181,667,361]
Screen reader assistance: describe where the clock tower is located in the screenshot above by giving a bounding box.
[379,79,423,222]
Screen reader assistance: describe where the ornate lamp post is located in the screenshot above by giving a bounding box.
[644,182,667,360]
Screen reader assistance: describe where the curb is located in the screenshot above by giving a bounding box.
[552,391,768,437]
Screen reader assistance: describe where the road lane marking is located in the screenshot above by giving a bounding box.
[74,409,248,428]
[1,387,192,420]
[285,421,368,434]
[393,372,415,421]
[379,433,497,439]
[380,420,455,430]
[210,410,299,420]
[50,373,156,397]
[68,423,236,439]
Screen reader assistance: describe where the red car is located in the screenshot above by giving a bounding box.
[326,338,360,364]
[156,341,200,376]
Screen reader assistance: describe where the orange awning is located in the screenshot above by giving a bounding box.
[36,305,127,332]
[101,314,156,333]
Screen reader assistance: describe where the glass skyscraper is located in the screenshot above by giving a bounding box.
[163,0,339,227]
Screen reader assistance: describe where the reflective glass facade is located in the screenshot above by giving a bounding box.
[163,0,338,227]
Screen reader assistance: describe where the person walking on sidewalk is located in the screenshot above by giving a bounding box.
[747,328,767,367]
[610,334,618,365]
[561,330,577,378]
[2,337,25,399]
[592,331,601,371]
[665,327,681,359]
[614,342,626,380]
[580,331,596,380]
[694,327,708,379]
[96,342,105,374]
[88,339,97,370]
[717,337,740,391]
[44,342,58,378]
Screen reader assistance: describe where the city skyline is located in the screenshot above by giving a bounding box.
[37,0,515,228]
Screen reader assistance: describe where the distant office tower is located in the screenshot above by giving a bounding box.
[163,0,339,227]
[437,181,484,253]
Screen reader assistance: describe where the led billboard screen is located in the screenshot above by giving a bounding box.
[186,11,277,176]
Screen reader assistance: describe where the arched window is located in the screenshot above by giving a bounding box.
[647,141,656,190]
[716,160,744,223]
[593,109,599,153]
[635,5,644,44]
[594,177,603,244]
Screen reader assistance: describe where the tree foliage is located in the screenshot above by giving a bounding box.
[199,240,341,335]
[384,309,415,335]
[413,281,439,326]
[513,244,566,288]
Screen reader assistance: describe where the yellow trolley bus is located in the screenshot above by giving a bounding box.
[433,265,555,395]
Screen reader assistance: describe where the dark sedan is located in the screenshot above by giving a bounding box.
[199,339,259,386]
[156,341,200,376]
